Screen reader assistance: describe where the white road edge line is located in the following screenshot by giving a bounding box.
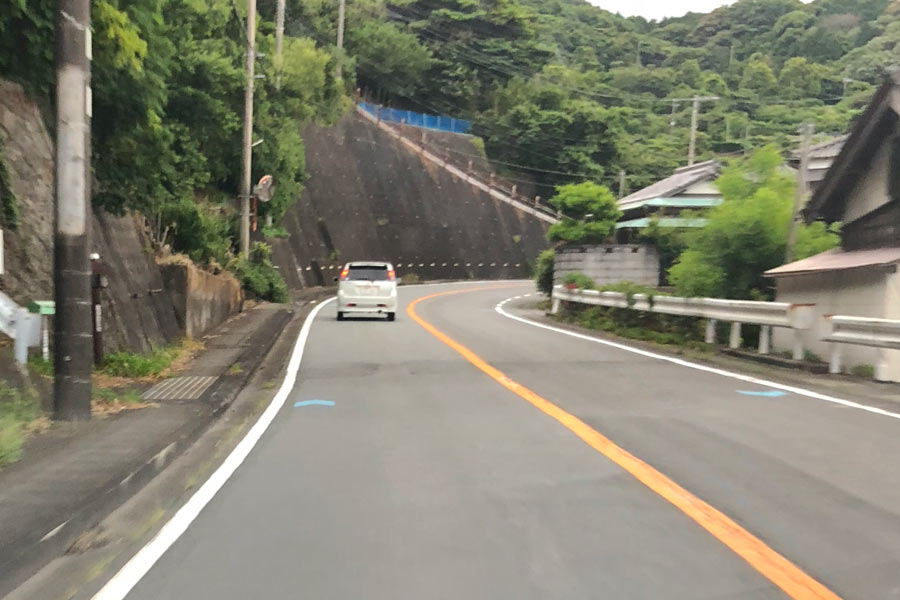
[92,298,336,600]
[495,296,900,422]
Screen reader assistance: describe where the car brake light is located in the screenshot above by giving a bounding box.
[387,269,396,281]
[339,268,349,281]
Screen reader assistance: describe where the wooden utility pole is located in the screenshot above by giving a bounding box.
[275,0,285,90]
[240,0,257,258]
[336,0,346,78]
[785,123,815,264]
[54,0,93,420]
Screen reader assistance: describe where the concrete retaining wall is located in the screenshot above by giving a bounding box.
[267,112,550,285]
[160,262,242,339]
[555,245,660,287]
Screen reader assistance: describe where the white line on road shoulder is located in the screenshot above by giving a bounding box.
[92,298,336,600]
[495,297,900,422]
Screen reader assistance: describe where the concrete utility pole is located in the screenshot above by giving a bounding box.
[785,123,815,264]
[336,0,346,79]
[618,170,627,199]
[275,0,285,90]
[54,0,93,420]
[687,95,718,166]
[240,0,257,258]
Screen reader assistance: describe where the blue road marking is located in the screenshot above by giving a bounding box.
[294,400,336,407]
[737,390,787,397]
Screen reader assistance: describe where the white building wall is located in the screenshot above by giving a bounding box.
[682,181,720,195]
[772,267,900,381]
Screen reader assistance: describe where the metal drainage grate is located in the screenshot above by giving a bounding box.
[142,376,217,401]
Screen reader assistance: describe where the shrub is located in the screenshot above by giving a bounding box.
[101,346,180,378]
[562,272,595,290]
[232,242,289,303]
[534,249,555,295]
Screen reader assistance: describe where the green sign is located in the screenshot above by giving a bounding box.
[27,300,55,315]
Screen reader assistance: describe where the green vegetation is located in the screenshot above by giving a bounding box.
[0,0,347,291]
[27,355,53,378]
[232,242,288,303]
[93,387,143,405]
[327,0,896,194]
[850,364,875,378]
[261,226,289,239]
[562,272,596,290]
[0,139,18,231]
[534,249,555,295]
[100,346,183,378]
[0,382,41,467]
[555,301,705,349]
[669,146,839,300]
[547,182,621,245]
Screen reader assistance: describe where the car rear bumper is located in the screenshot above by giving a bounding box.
[337,294,397,314]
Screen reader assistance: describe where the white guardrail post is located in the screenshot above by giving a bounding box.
[550,285,815,357]
[822,315,900,381]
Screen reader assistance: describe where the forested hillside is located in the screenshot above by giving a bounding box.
[333,0,900,193]
[1,0,897,287]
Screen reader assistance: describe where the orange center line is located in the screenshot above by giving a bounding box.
[407,288,842,600]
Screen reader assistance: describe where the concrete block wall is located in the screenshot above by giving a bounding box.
[160,262,242,340]
[555,245,660,287]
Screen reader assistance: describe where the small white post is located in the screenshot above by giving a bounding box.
[829,343,842,375]
[792,330,804,361]
[875,349,889,382]
[41,316,49,360]
[551,297,560,315]
[729,322,741,349]
[705,319,717,344]
[758,325,770,354]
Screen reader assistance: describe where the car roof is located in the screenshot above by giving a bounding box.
[346,261,392,267]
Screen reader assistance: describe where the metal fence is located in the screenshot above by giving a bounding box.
[358,102,472,134]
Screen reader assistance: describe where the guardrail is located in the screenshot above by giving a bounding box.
[551,285,815,357]
[823,315,900,380]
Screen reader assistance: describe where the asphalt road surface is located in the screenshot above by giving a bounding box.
[120,282,900,599]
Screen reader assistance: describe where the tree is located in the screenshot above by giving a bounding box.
[546,182,621,245]
[778,57,823,99]
[740,55,777,96]
[668,146,838,299]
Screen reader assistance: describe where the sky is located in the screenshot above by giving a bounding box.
[586,1,752,20]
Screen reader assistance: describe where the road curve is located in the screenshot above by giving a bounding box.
[119,282,900,600]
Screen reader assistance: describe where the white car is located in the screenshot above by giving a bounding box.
[336,261,398,321]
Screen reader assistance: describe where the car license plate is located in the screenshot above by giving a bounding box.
[358,286,378,295]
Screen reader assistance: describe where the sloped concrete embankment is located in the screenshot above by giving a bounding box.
[0,79,239,355]
[268,112,550,288]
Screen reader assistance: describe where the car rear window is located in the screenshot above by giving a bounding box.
[347,266,389,281]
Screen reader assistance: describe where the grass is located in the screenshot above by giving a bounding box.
[28,355,54,377]
[261,226,289,239]
[93,387,143,405]
[228,363,242,375]
[850,364,875,379]
[97,339,201,379]
[262,379,277,390]
[400,273,421,285]
[0,381,42,467]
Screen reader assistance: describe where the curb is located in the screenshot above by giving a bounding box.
[0,306,300,597]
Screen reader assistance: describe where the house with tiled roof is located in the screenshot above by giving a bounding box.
[765,72,900,380]
[615,160,722,242]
